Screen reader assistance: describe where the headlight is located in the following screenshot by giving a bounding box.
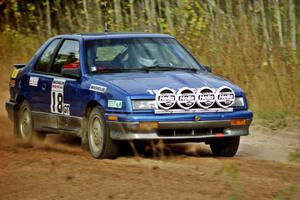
[232,97,245,107]
[132,100,157,110]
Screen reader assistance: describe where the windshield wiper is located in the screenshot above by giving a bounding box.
[93,66,199,73]
[141,66,198,72]
[94,68,143,73]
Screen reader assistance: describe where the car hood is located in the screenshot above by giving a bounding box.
[92,71,244,97]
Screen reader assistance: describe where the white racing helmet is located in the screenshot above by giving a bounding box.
[137,56,157,67]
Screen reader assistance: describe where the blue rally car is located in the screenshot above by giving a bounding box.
[6,33,253,159]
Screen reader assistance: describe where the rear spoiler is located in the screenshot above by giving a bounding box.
[14,64,26,69]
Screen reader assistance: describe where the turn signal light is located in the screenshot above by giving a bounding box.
[108,115,118,121]
[231,119,247,126]
[139,122,158,131]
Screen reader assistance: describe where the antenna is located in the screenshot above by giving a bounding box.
[104,1,108,32]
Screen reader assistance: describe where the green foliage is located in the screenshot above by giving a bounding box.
[215,164,243,200]
[273,183,300,200]
[254,110,290,130]
[288,149,300,163]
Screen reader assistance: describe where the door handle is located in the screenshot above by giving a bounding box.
[41,83,47,91]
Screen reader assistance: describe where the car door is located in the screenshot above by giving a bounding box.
[48,39,82,132]
[28,38,61,115]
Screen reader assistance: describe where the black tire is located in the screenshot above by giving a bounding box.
[87,106,118,159]
[80,117,90,151]
[15,100,46,142]
[209,136,240,157]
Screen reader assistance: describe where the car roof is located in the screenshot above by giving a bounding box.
[56,32,174,40]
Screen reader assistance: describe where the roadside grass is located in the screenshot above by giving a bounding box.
[288,149,300,164]
[273,170,300,200]
[273,184,300,200]
[253,110,291,130]
[214,163,243,200]
[215,163,300,200]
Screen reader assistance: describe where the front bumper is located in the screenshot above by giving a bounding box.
[108,115,252,140]
[5,100,17,121]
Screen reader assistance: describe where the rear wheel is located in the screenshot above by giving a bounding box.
[16,100,45,142]
[209,136,240,157]
[87,106,118,159]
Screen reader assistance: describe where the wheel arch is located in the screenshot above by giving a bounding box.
[84,100,102,118]
[81,100,103,143]
[15,94,27,109]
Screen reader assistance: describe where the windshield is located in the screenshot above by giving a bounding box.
[85,38,204,73]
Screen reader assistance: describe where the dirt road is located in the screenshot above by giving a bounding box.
[0,113,300,200]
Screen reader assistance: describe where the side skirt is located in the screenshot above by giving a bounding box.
[32,111,83,137]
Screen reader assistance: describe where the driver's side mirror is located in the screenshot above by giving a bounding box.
[62,67,81,79]
[62,60,81,79]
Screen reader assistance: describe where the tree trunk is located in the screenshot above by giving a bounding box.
[150,0,157,31]
[129,0,136,29]
[164,0,174,33]
[289,0,297,51]
[64,2,75,32]
[82,0,89,32]
[36,0,44,34]
[45,0,52,36]
[225,0,234,30]
[113,0,123,29]
[274,0,284,47]
[137,0,145,31]
[145,0,153,31]
[259,0,272,55]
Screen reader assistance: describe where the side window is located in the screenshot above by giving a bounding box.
[51,40,80,75]
[34,39,61,73]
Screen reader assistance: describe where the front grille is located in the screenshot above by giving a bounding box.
[157,128,224,137]
[154,102,234,114]
[170,102,221,110]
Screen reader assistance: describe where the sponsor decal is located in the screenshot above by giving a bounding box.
[108,100,123,109]
[51,79,70,115]
[196,87,216,109]
[154,86,236,112]
[89,84,107,93]
[29,77,39,87]
[155,87,177,110]
[215,86,235,108]
[51,79,66,92]
[176,87,196,110]
[11,69,19,79]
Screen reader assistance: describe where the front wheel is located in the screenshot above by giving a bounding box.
[87,106,118,159]
[209,136,240,157]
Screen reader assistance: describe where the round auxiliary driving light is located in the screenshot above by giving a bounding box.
[176,87,196,110]
[196,87,216,109]
[215,86,235,108]
[155,87,176,110]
